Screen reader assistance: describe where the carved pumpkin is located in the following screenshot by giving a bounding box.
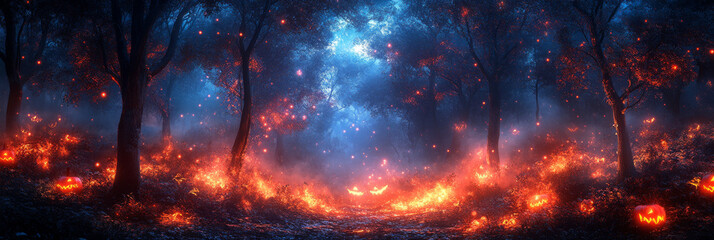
[0,149,16,165]
[579,199,595,213]
[634,204,666,227]
[699,174,714,196]
[56,174,83,194]
[528,194,551,209]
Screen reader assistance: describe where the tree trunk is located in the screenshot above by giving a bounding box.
[2,4,20,138]
[598,63,636,181]
[448,95,470,160]
[425,69,439,145]
[112,74,146,196]
[229,55,253,176]
[535,80,540,123]
[275,132,284,165]
[161,78,175,142]
[486,77,501,170]
[161,110,171,141]
[4,81,22,137]
[611,99,635,181]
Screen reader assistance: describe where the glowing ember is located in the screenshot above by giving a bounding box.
[528,194,551,209]
[160,210,193,225]
[579,199,595,213]
[465,216,488,232]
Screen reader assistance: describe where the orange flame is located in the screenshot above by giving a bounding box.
[369,185,388,195]
[347,186,364,196]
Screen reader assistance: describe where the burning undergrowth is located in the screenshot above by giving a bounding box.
[2,121,714,238]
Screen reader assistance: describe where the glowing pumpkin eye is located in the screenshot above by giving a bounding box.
[2,153,6,156]
[647,209,653,214]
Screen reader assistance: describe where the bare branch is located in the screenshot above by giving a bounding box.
[111,0,129,73]
[149,0,196,79]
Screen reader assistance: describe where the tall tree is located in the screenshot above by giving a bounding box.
[77,0,196,196]
[553,0,693,180]
[224,0,276,176]
[223,0,355,177]
[1,0,57,137]
[452,0,533,170]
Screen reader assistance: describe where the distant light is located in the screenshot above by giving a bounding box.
[296,69,303,76]
[281,19,286,24]
[198,31,203,35]
[387,43,392,48]
[710,49,714,55]
[36,60,41,65]
[100,92,107,98]
[672,65,678,70]
[239,32,243,37]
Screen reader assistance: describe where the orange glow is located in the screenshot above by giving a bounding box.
[634,204,666,227]
[390,183,455,211]
[465,216,488,232]
[160,210,192,225]
[579,199,595,213]
[369,185,388,195]
[101,92,107,98]
[347,186,364,196]
[0,149,16,165]
[528,194,551,209]
[56,176,83,193]
[500,215,518,229]
[699,174,714,196]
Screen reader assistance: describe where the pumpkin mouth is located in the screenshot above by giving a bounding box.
[0,156,14,162]
[57,184,81,191]
[702,185,714,193]
[529,199,548,208]
[638,214,665,225]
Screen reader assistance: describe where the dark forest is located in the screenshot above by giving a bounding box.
[1,0,714,239]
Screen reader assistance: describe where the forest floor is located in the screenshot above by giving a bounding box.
[1,123,714,239]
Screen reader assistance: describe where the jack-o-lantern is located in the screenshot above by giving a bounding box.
[56,169,83,194]
[0,149,16,165]
[579,199,595,213]
[699,174,714,196]
[528,194,551,209]
[634,204,666,227]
